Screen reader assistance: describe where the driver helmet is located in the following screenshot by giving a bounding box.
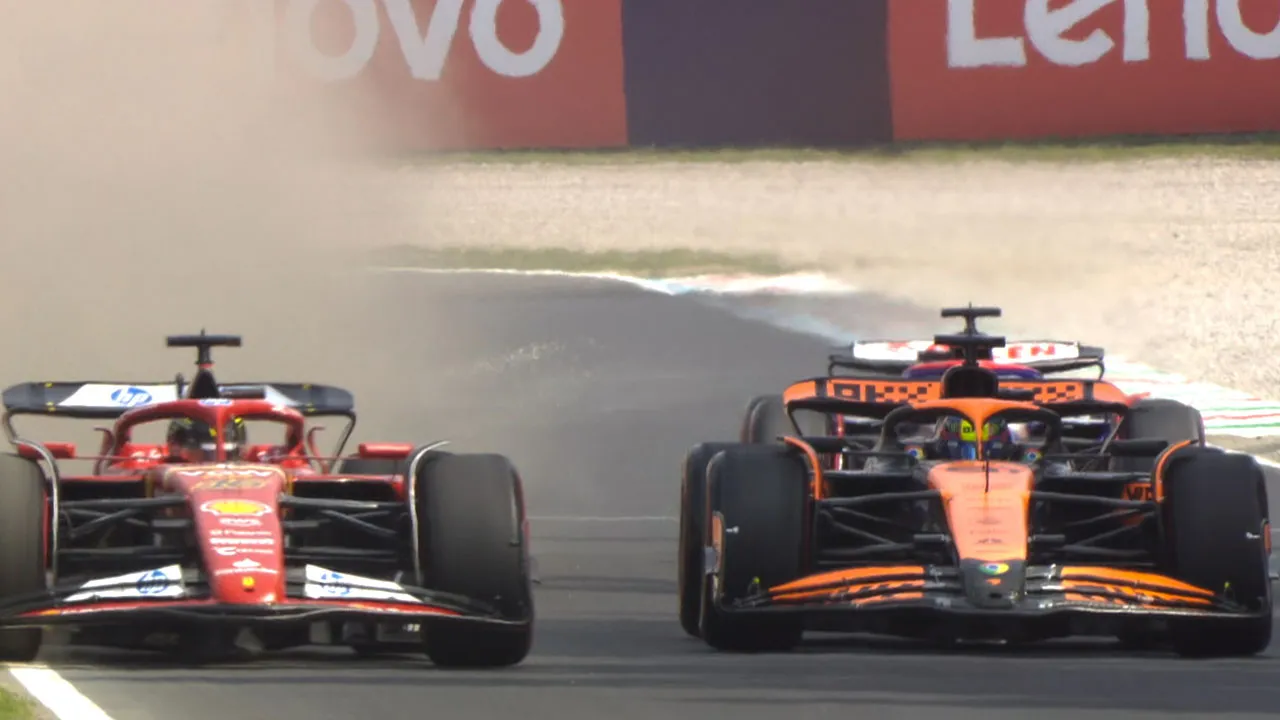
[937,415,1016,460]
[166,416,246,462]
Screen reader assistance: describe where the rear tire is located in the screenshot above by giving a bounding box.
[678,442,739,638]
[700,445,807,652]
[0,453,46,661]
[741,394,827,444]
[1115,398,1204,472]
[1161,447,1271,657]
[416,453,533,668]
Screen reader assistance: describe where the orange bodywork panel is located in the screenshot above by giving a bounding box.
[771,565,927,594]
[1003,379,1130,405]
[769,566,929,605]
[782,377,1131,407]
[752,563,1219,611]
[927,460,1035,563]
[1058,567,1215,599]
[781,436,827,499]
[1151,439,1195,502]
[783,378,939,405]
[910,397,1042,425]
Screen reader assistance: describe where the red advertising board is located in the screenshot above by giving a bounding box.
[888,0,1280,141]
[251,0,628,150]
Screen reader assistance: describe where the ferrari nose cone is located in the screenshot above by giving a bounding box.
[178,464,288,604]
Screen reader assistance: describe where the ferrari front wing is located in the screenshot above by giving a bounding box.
[0,564,529,630]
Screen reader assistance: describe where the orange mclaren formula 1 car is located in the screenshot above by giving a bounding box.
[0,332,533,667]
[739,306,1206,476]
[680,323,1272,657]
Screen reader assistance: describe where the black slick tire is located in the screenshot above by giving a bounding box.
[1115,398,1205,473]
[416,453,534,668]
[700,445,807,652]
[741,394,826,445]
[0,453,47,661]
[1161,447,1271,657]
[678,442,739,638]
[1110,398,1207,649]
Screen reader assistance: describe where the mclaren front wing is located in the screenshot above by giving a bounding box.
[714,561,1262,622]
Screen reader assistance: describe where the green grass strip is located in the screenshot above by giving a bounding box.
[369,245,803,279]
[384,132,1280,166]
[0,686,35,720]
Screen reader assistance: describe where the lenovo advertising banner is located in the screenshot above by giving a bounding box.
[202,0,1279,151]
[251,0,629,150]
[889,0,1280,141]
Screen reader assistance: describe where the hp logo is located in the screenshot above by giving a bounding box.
[110,386,153,407]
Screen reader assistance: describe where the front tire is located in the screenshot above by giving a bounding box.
[700,445,807,652]
[1161,447,1271,657]
[416,453,534,668]
[678,442,739,638]
[0,453,47,662]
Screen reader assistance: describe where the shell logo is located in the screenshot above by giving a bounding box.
[200,499,272,517]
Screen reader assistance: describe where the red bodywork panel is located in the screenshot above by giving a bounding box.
[21,598,459,620]
[100,400,306,464]
[357,442,414,460]
[162,464,290,605]
[18,442,76,460]
[46,398,410,499]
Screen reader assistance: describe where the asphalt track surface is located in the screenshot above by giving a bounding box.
[25,272,1280,719]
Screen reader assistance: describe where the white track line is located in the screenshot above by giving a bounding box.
[529,515,676,522]
[1208,443,1280,470]
[8,664,114,720]
[0,514,669,720]
[368,266,859,296]
[1250,455,1280,471]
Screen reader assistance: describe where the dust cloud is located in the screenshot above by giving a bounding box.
[0,1,445,447]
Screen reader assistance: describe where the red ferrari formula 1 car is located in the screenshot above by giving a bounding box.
[0,332,533,667]
[680,327,1272,657]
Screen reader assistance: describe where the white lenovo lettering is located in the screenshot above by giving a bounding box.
[1204,0,1280,60]
[948,0,1280,68]
[276,0,565,81]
